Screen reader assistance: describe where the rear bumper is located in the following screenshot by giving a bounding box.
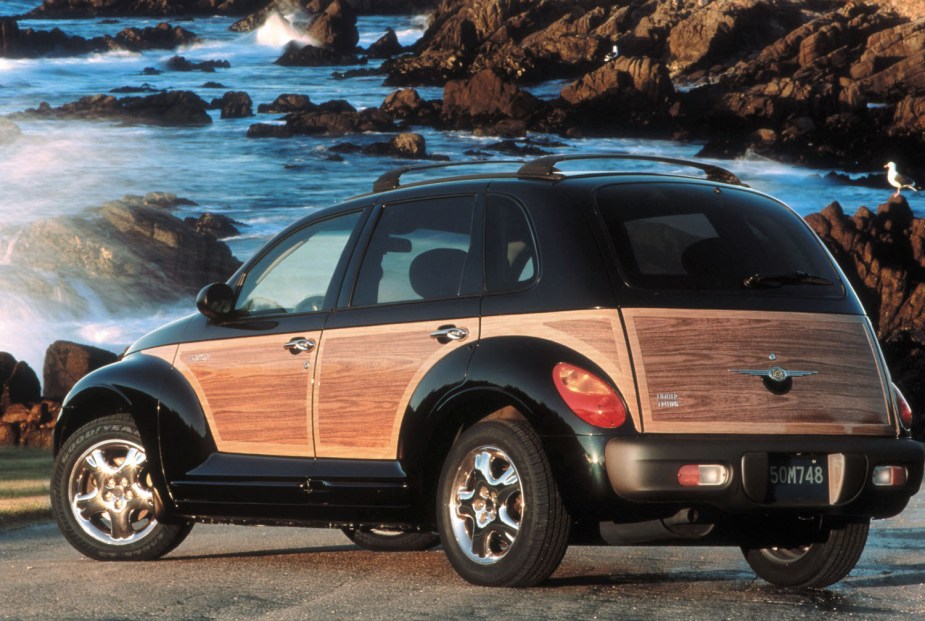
[604,435,924,519]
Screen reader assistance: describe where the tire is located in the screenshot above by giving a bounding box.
[51,413,193,561]
[741,519,870,588]
[437,419,570,587]
[342,527,440,552]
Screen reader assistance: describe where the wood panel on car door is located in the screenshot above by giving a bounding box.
[174,331,320,458]
[313,309,478,459]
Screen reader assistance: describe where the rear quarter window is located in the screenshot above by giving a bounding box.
[595,183,842,297]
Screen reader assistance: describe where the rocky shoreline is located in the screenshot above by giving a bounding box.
[3,1,923,177]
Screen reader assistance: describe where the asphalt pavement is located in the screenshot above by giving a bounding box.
[1,492,923,620]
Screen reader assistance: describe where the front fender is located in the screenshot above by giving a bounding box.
[56,350,217,512]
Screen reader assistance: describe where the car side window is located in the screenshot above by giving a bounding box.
[235,211,362,316]
[485,195,537,292]
[352,196,475,306]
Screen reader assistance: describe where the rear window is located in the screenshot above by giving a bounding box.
[596,183,842,296]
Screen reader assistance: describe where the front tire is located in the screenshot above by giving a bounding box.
[437,419,570,587]
[342,527,440,552]
[741,519,869,588]
[51,414,193,561]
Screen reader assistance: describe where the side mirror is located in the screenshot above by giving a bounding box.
[196,282,236,321]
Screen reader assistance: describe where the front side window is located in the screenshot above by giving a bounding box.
[352,196,475,306]
[597,183,842,296]
[235,211,362,316]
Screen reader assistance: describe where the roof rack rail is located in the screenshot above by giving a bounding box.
[372,160,526,193]
[517,153,745,186]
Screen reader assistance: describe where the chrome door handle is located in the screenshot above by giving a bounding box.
[283,337,316,354]
[430,326,469,343]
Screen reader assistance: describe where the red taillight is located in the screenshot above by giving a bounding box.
[552,362,627,428]
[892,383,913,429]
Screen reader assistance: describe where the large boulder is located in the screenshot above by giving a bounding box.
[805,194,925,437]
[805,195,925,338]
[274,40,359,66]
[42,341,119,401]
[666,1,798,75]
[257,93,316,114]
[0,355,41,409]
[4,194,242,308]
[561,56,675,106]
[307,0,358,52]
[213,91,254,118]
[441,68,542,126]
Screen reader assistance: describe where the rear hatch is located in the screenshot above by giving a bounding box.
[594,180,893,436]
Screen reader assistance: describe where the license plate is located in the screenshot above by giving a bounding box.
[767,454,828,503]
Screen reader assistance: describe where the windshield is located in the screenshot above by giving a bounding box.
[595,183,843,297]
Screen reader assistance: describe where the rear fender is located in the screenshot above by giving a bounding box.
[400,336,631,520]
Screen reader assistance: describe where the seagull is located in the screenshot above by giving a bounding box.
[885,161,919,197]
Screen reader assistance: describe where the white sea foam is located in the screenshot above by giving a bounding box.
[253,12,319,48]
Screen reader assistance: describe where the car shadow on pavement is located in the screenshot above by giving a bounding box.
[166,544,359,561]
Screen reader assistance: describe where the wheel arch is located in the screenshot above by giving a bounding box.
[400,335,630,523]
[53,352,201,522]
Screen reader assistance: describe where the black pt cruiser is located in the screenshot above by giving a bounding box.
[51,155,924,588]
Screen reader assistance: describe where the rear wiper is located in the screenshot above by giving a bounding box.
[742,271,835,289]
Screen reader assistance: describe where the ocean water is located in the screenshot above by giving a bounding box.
[0,4,913,375]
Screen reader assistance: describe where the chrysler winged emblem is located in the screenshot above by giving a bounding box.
[731,354,818,395]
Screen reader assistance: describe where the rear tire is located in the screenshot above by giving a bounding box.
[342,527,440,552]
[741,519,869,588]
[437,419,570,587]
[51,414,193,561]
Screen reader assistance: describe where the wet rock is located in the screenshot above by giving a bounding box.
[379,88,440,123]
[274,40,360,66]
[307,0,358,52]
[330,131,430,159]
[3,194,241,309]
[0,18,199,58]
[247,123,292,138]
[110,83,160,93]
[212,91,254,118]
[27,0,270,19]
[366,27,403,58]
[42,341,118,401]
[250,99,395,137]
[165,55,231,72]
[17,90,212,126]
[805,195,925,338]
[0,358,41,410]
[112,22,199,51]
[258,93,316,114]
[184,213,242,238]
[441,68,542,127]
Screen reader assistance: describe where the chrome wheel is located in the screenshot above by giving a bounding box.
[448,445,523,565]
[67,438,157,545]
[759,545,812,564]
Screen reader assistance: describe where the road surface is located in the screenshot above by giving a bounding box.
[1,492,923,620]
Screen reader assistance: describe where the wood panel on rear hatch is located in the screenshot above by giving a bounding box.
[623,309,891,435]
